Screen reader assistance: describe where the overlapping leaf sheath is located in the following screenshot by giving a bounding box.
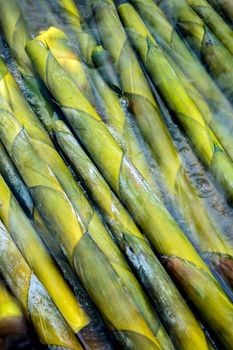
[164,50,233,161]
[48,0,121,97]
[0,183,111,349]
[0,88,166,350]
[130,0,233,163]
[0,139,54,249]
[0,59,173,350]
[89,0,233,207]
[42,27,160,196]
[3,0,161,233]
[50,0,99,60]
[208,0,233,22]
[0,221,83,350]
[49,0,120,90]
[37,0,120,95]
[53,0,82,33]
[119,2,233,202]
[6,3,161,208]
[157,0,233,102]
[0,175,90,336]
[32,0,97,103]
[0,282,27,339]
[89,68,161,197]
[27,28,233,350]
[185,0,233,54]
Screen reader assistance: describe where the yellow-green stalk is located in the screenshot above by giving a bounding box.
[0,0,61,127]
[0,175,89,336]
[156,48,233,293]
[40,0,150,181]
[185,0,233,54]
[118,2,233,203]
[0,79,168,350]
[49,0,121,90]
[89,67,161,196]
[0,141,34,216]
[156,0,233,102]
[0,282,27,339]
[208,0,233,22]
[89,0,233,267]
[130,0,233,163]
[0,139,112,349]
[41,27,160,195]
[27,26,233,350]
[50,0,103,65]
[0,221,83,350]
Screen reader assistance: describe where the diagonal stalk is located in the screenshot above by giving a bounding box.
[0,174,90,337]
[0,220,83,350]
[130,0,233,163]
[155,0,233,102]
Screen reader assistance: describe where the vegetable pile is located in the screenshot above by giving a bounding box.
[0,0,233,349]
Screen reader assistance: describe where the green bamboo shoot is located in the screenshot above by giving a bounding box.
[89,67,161,197]
[185,0,233,54]
[130,0,233,163]
[156,0,233,102]
[0,174,89,336]
[0,5,170,348]
[162,52,233,290]
[88,0,233,292]
[32,210,115,350]
[49,0,121,90]
[0,221,83,350]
